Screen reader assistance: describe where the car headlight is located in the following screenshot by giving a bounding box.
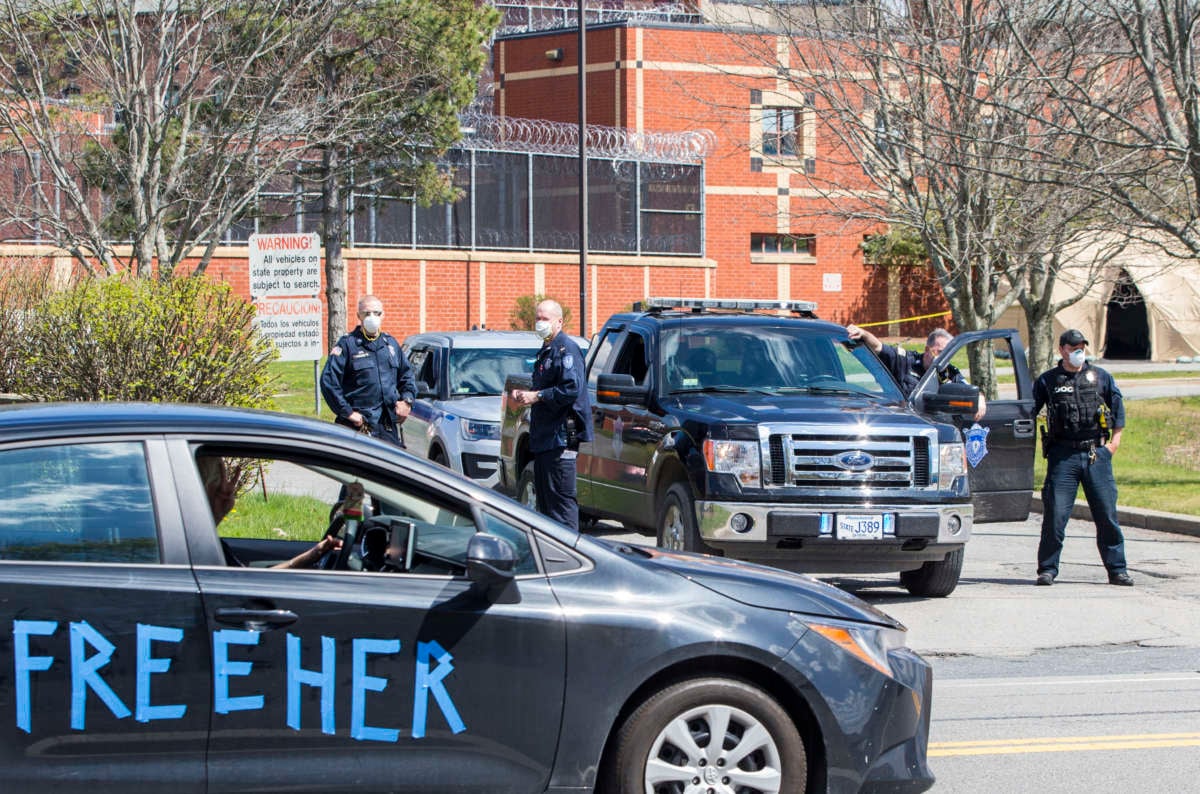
[940,442,966,479]
[703,439,761,488]
[460,418,501,442]
[806,618,908,678]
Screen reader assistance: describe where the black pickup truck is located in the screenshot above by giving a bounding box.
[499,298,1036,596]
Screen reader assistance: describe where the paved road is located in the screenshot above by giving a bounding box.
[598,516,1200,793]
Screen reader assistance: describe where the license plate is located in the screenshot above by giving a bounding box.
[836,513,886,540]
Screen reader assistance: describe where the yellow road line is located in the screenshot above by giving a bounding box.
[930,732,1200,757]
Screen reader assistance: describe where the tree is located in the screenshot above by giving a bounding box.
[297,0,498,345]
[0,0,351,278]
[702,0,1138,378]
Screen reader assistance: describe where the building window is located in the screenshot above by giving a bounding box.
[762,107,801,158]
[751,233,815,257]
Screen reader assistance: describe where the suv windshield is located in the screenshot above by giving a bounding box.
[659,323,904,400]
[449,348,538,396]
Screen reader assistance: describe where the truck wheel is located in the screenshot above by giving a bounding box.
[604,677,808,794]
[900,547,964,597]
[516,461,538,511]
[657,482,708,553]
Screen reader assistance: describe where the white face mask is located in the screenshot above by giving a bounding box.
[1068,349,1087,368]
[534,319,554,340]
[362,314,382,336]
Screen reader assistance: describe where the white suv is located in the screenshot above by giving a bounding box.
[402,331,566,487]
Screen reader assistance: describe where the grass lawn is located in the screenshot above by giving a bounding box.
[219,491,331,540]
[270,359,330,419]
[1033,396,1200,516]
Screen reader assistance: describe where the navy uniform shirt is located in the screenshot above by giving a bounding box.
[529,331,592,454]
[877,344,964,397]
[320,327,416,431]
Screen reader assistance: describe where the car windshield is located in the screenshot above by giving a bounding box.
[658,323,905,400]
[448,348,538,396]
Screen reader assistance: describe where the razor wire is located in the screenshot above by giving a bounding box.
[492,1,701,36]
[457,110,715,164]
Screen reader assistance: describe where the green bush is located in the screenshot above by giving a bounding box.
[508,293,573,331]
[0,262,55,395]
[12,274,278,406]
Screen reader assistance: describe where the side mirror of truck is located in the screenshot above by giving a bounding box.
[596,373,650,406]
[922,381,980,417]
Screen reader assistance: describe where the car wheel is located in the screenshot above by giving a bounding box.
[656,482,709,553]
[516,460,538,511]
[430,448,449,468]
[900,546,964,597]
[607,677,807,794]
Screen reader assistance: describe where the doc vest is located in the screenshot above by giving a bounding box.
[528,332,592,453]
[1037,363,1123,446]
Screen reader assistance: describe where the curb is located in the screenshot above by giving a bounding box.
[1030,494,1200,539]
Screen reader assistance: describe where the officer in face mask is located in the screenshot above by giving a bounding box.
[509,299,593,531]
[320,294,416,447]
[1033,329,1132,587]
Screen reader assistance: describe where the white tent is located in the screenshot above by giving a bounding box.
[998,237,1200,361]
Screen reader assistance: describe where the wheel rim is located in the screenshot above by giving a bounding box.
[642,703,783,794]
[520,479,537,510]
[661,501,685,551]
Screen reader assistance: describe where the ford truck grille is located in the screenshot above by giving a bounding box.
[764,426,934,489]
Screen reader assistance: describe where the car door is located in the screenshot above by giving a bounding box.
[912,328,1037,522]
[0,436,209,794]
[404,344,439,460]
[170,437,567,794]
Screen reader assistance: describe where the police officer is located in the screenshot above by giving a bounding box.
[846,324,986,420]
[1034,329,1132,586]
[320,295,416,447]
[509,299,592,531]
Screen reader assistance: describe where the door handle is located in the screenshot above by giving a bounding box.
[215,608,299,631]
[1013,419,1035,438]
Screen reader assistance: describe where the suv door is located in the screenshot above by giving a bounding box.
[405,344,438,461]
[912,329,1036,522]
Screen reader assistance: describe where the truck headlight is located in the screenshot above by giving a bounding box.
[940,442,966,478]
[703,439,761,487]
[460,418,501,442]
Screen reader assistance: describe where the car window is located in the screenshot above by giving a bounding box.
[480,511,538,575]
[0,441,159,563]
[409,348,436,391]
[586,327,622,387]
[448,348,537,395]
[609,331,649,385]
[193,446,525,577]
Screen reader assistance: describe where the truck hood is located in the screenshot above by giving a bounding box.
[606,540,903,628]
[665,392,924,427]
[433,395,504,423]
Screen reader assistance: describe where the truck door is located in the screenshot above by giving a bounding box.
[912,329,1036,522]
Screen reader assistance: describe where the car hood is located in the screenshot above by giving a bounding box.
[619,542,903,628]
[664,392,923,426]
[432,395,503,422]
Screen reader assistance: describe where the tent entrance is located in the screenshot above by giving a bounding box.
[1104,270,1150,359]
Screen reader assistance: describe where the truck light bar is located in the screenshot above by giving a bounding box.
[638,297,818,316]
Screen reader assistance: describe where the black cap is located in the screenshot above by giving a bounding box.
[1059,329,1088,347]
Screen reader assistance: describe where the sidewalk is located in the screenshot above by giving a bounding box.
[1030,494,1200,539]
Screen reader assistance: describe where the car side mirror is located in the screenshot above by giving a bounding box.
[922,381,980,417]
[416,380,436,399]
[466,533,517,599]
[597,373,650,406]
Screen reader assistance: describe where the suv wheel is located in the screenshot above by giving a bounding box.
[900,547,964,597]
[517,460,538,511]
[656,482,711,553]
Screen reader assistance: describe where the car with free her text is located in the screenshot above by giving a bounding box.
[0,401,933,793]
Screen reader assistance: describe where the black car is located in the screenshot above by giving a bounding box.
[0,402,933,794]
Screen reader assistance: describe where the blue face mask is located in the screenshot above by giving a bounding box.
[1068,349,1087,368]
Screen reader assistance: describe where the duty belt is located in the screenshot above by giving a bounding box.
[1053,437,1103,450]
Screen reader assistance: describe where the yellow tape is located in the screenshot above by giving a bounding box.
[856,311,951,329]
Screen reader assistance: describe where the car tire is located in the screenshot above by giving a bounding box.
[606,677,808,794]
[900,546,964,597]
[656,482,711,553]
[429,448,449,468]
[516,460,538,512]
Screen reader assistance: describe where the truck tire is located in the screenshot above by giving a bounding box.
[657,482,710,553]
[900,547,964,597]
[516,460,538,511]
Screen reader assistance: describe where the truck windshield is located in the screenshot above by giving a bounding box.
[449,349,538,396]
[658,324,905,400]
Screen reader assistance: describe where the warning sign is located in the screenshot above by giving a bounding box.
[249,233,323,361]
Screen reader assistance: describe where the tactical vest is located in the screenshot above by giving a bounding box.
[1045,366,1104,442]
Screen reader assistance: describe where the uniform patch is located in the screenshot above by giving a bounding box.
[330,345,342,356]
[1085,371,1096,383]
[965,423,990,468]
[563,354,574,370]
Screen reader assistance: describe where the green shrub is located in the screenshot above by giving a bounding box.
[0,262,55,395]
[13,274,278,406]
[508,293,574,331]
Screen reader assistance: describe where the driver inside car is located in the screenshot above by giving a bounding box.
[198,455,342,568]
